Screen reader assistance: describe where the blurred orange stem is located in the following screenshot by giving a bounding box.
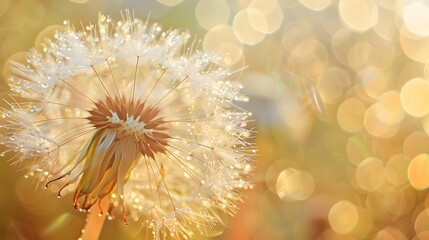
[81,197,110,240]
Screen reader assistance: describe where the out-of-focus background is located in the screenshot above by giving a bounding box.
[2,0,429,239]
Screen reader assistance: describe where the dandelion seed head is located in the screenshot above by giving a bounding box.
[0,10,254,239]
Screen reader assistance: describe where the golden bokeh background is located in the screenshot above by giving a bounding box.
[2,0,429,239]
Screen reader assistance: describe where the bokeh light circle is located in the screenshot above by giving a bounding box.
[403,132,429,160]
[358,66,386,99]
[364,104,399,138]
[276,168,315,201]
[400,78,429,118]
[374,227,407,240]
[408,154,429,190]
[337,98,366,132]
[233,9,265,45]
[248,3,283,34]
[402,2,429,37]
[203,24,244,68]
[374,91,405,125]
[356,157,385,191]
[299,0,332,11]
[415,209,429,234]
[338,0,378,32]
[400,31,429,63]
[195,0,230,30]
[328,200,358,234]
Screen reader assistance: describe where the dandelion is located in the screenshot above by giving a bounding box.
[0,11,254,240]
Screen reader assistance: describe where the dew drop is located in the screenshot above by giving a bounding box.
[234,95,249,102]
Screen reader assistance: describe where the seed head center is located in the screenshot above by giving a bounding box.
[87,97,169,158]
[108,112,148,136]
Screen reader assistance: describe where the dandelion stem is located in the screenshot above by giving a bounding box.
[81,197,110,240]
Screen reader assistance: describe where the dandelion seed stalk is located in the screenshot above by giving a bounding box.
[81,197,109,240]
